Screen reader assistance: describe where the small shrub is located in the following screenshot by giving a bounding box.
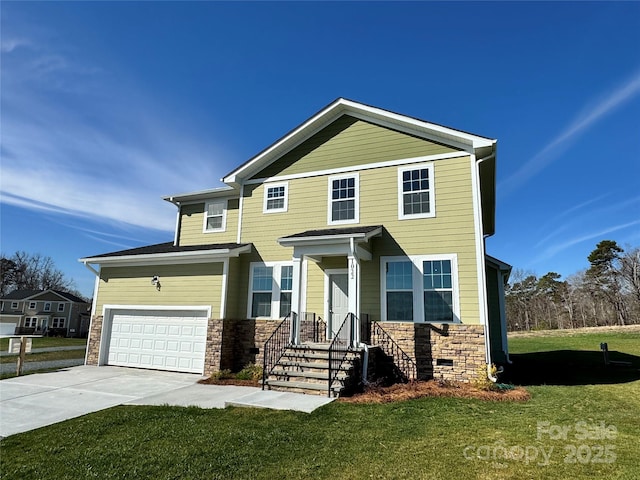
[473,364,501,391]
[210,369,233,381]
[235,363,263,381]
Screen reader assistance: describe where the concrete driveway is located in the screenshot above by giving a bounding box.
[0,365,334,437]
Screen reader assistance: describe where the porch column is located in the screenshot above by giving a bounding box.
[348,238,361,345]
[290,253,303,344]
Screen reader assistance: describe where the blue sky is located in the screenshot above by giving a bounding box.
[1,2,639,299]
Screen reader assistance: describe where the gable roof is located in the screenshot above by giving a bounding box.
[223,98,496,186]
[1,289,87,303]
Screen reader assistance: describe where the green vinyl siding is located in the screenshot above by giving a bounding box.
[178,199,239,246]
[251,116,457,180]
[239,154,481,324]
[95,263,223,316]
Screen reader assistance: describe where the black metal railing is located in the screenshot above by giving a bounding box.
[327,313,355,396]
[298,312,327,343]
[370,321,417,382]
[262,312,294,390]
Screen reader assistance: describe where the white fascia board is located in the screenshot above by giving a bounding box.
[223,98,496,184]
[163,186,238,205]
[80,245,251,268]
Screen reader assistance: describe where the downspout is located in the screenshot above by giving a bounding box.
[475,151,498,382]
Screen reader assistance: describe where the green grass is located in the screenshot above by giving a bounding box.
[1,329,639,480]
[0,349,86,364]
[0,337,87,350]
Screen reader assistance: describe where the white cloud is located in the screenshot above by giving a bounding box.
[500,71,640,196]
[0,31,231,234]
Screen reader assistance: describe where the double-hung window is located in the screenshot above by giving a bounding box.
[11,302,18,309]
[328,174,359,224]
[44,302,51,312]
[263,183,288,213]
[24,318,37,328]
[381,255,458,323]
[52,317,65,328]
[248,263,295,319]
[203,200,226,232]
[57,303,65,312]
[28,302,37,310]
[398,163,435,219]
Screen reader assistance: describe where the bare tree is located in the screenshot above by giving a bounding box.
[1,251,78,295]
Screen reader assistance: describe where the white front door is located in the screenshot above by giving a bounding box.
[329,273,349,338]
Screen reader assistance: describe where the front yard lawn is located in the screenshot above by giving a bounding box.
[0,337,87,351]
[1,328,639,479]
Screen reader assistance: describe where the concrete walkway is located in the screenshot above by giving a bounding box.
[0,366,334,437]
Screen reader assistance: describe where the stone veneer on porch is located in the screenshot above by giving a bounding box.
[86,317,486,382]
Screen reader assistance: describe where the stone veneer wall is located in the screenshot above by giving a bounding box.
[373,322,486,382]
[85,315,103,366]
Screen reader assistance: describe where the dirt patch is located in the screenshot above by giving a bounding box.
[339,380,530,404]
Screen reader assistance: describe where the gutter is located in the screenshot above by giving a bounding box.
[475,149,499,382]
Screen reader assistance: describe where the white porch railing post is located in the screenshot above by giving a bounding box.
[290,255,303,344]
[348,238,361,347]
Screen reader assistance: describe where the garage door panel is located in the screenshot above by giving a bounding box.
[107,309,207,374]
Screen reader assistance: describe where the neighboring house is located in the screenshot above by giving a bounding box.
[0,289,91,337]
[80,98,511,393]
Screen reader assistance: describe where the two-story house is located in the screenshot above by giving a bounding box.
[80,98,510,394]
[0,289,91,337]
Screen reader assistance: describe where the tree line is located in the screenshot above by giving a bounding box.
[505,240,640,331]
[1,251,83,298]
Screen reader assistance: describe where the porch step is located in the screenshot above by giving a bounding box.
[263,343,362,397]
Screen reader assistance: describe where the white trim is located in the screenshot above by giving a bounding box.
[80,244,251,267]
[57,303,65,312]
[223,98,494,184]
[246,261,294,319]
[11,301,18,309]
[245,151,468,185]
[397,162,436,220]
[327,172,359,225]
[380,254,460,323]
[28,301,37,310]
[220,258,229,319]
[203,199,227,233]
[44,302,51,312]
[470,154,488,327]
[262,181,289,213]
[236,183,245,243]
[173,202,181,246]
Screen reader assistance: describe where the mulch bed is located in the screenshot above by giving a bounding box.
[198,377,260,387]
[339,380,530,403]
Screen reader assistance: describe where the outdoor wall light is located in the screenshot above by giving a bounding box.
[151,276,161,290]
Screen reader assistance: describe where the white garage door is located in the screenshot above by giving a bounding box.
[107,309,208,374]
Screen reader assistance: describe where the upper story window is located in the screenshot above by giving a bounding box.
[203,200,227,233]
[11,301,19,309]
[398,163,435,220]
[57,303,65,312]
[328,173,359,225]
[28,301,37,310]
[263,182,288,213]
[44,302,51,312]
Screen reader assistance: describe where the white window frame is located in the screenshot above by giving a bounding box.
[202,199,227,233]
[11,301,18,309]
[380,254,459,323]
[328,173,359,225]
[28,301,37,310]
[263,182,289,213]
[52,317,66,328]
[57,303,65,312]
[247,261,294,319]
[397,163,436,220]
[44,302,51,312]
